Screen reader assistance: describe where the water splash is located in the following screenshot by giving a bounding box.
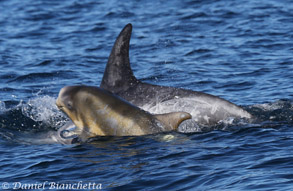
[253,99,293,112]
[248,99,293,123]
[21,95,69,129]
[0,101,6,114]
[178,119,202,133]
[0,96,76,144]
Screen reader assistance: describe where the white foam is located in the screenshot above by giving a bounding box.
[21,95,69,128]
[177,119,202,133]
[253,100,293,111]
[0,101,6,114]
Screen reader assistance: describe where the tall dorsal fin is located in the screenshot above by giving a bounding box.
[155,112,192,131]
[100,23,139,93]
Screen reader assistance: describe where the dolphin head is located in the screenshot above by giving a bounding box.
[56,86,91,138]
[56,86,117,139]
[56,86,78,120]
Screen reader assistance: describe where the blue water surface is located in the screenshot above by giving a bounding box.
[0,0,293,190]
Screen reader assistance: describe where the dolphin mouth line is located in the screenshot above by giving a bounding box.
[56,99,64,110]
[56,105,64,110]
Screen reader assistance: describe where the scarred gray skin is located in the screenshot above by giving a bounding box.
[100,23,252,126]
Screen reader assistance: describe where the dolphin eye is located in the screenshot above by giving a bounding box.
[67,101,73,110]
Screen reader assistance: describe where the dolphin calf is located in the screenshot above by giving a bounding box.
[100,23,252,126]
[56,85,191,141]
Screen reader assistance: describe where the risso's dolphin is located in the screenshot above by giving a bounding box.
[100,23,252,126]
[56,85,191,141]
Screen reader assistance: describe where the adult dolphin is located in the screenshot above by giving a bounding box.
[100,23,252,126]
[56,85,191,141]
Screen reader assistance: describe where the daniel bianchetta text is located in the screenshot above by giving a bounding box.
[1,181,102,190]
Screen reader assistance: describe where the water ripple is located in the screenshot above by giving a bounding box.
[0,0,293,190]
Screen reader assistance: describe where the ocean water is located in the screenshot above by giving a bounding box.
[1,0,293,190]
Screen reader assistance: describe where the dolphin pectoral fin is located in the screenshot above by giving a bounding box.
[154,112,192,131]
[100,23,139,93]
